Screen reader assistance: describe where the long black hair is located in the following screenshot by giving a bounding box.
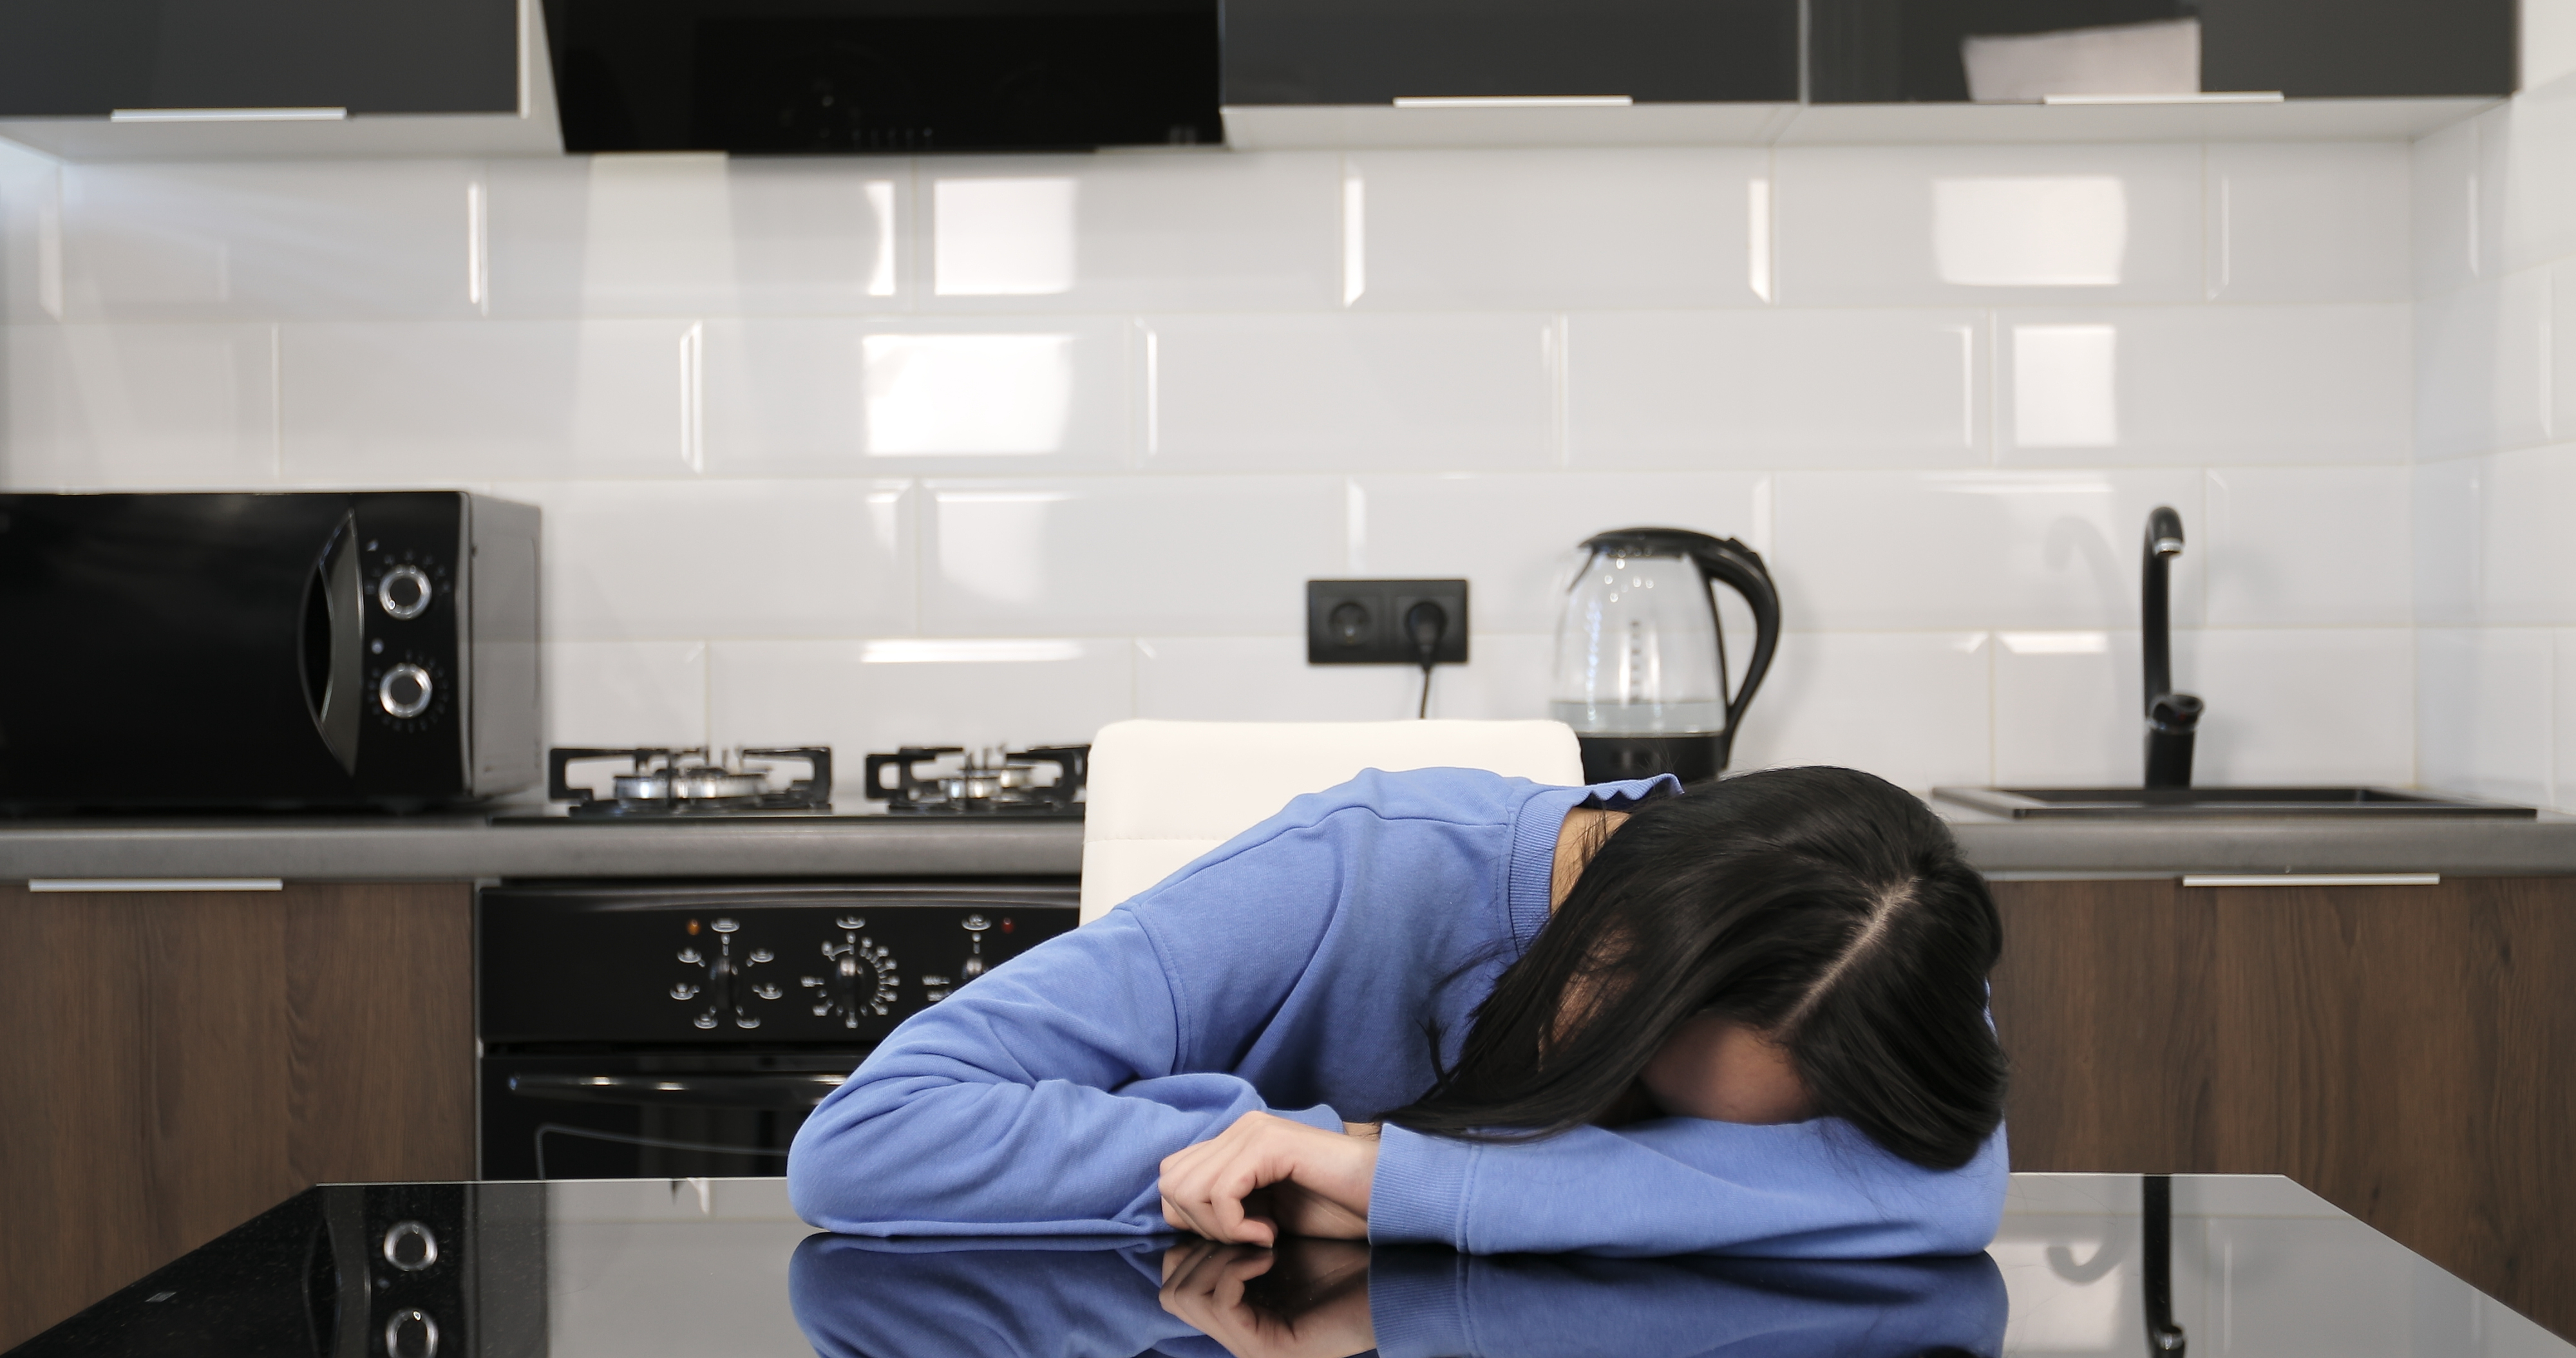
[1382,766,2007,1171]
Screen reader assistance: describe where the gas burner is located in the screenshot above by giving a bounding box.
[549,747,833,816]
[864,746,1086,816]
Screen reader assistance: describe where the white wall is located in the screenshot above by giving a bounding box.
[2408,0,2576,811]
[0,129,2427,800]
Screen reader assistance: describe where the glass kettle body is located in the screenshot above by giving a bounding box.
[1550,528,1781,784]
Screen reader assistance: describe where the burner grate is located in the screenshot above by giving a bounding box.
[863,746,1086,816]
[549,747,833,816]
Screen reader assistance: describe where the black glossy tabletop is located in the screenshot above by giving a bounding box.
[12,1174,2564,1358]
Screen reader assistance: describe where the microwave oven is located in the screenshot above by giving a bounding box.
[0,491,541,811]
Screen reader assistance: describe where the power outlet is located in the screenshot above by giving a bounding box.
[1306,579,1469,666]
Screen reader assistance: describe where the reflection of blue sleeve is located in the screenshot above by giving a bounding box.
[1368,1249,2009,1358]
[788,1235,1232,1358]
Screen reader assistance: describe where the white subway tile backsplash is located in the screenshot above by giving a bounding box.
[706,639,1134,798]
[2468,443,2576,625]
[1566,310,1984,469]
[2205,143,2410,303]
[1774,144,2202,306]
[2557,259,2576,428]
[2204,467,2413,627]
[544,641,708,750]
[1140,313,1558,471]
[0,135,2524,798]
[2557,628,2576,811]
[1990,628,2154,786]
[1350,472,1766,632]
[918,152,1340,313]
[1135,633,1560,724]
[2416,269,2554,461]
[2417,627,2555,806]
[1990,627,2398,789]
[499,479,916,641]
[2492,74,2576,277]
[3,323,277,487]
[486,156,905,318]
[1135,636,1419,722]
[1772,469,2204,632]
[921,476,1344,635]
[1726,631,1993,792]
[701,317,1129,475]
[1415,632,1558,721]
[1996,305,2411,465]
[2188,628,2416,786]
[55,160,481,321]
[280,320,692,482]
[0,142,62,323]
[2410,458,2481,626]
[1998,623,2416,790]
[2410,118,2485,300]
[2535,1,2576,91]
[1347,148,1766,310]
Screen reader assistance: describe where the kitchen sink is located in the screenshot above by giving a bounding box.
[1931,786,2537,820]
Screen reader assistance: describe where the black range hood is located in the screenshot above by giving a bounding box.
[544,0,1220,154]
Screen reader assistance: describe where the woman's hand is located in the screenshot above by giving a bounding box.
[1159,1113,1379,1245]
[1159,1238,1374,1358]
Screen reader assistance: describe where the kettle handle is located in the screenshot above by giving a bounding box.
[1689,538,1781,737]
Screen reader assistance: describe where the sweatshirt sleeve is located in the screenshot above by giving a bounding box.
[1366,1116,2009,1258]
[786,908,1344,1236]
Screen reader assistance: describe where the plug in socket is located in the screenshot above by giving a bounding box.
[1307,580,1469,665]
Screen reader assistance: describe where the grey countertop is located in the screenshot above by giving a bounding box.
[4,803,2574,884]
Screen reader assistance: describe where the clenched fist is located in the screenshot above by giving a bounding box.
[1158,1113,1379,1246]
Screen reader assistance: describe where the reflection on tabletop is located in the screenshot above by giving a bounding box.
[788,1235,2008,1358]
[16,1174,2572,1358]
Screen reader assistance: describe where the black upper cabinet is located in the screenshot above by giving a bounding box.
[1222,0,1801,105]
[0,0,517,117]
[548,0,1221,155]
[1810,0,2515,103]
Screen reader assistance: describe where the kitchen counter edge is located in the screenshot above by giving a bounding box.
[6,810,2576,883]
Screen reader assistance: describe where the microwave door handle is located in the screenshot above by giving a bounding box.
[301,516,363,777]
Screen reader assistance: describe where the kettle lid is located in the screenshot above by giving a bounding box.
[1579,527,1727,559]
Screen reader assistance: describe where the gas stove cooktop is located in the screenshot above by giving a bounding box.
[490,744,1087,823]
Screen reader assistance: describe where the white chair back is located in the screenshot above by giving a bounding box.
[1079,719,1586,923]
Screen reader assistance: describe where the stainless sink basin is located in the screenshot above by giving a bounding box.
[1931,786,2537,820]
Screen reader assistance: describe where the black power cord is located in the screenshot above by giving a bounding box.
[1406,601,1448,719]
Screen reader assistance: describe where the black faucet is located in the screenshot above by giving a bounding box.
[2141,507,2203,790]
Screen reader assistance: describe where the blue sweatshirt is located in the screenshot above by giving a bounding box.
[786,767,2009,1256]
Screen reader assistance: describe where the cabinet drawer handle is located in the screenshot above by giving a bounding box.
[28,878,283,892]
[2181,873,2439,887]
[1392,95,1633,108]
[111,108,348,122]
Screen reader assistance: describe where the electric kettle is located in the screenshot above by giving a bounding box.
[1550,528,1781,784]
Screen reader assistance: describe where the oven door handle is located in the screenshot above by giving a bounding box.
[506,1071,849,1109]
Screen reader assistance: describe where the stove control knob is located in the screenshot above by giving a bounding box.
[378,565,433,619]
[379,665,433,719]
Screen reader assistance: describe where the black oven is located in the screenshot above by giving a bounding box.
[477,880,1079,1180]
[0,490,540,810]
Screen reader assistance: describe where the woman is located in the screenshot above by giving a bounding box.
[787,764,2010,1256]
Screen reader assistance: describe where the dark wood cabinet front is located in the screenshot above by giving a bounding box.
[0,0,518,117]
[1220,0,1800,106]
[1810,0,2515,102]
[1992,876,2576,1342]
[0,882,474,1352]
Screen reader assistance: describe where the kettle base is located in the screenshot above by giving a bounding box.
[1577,734,1729,786]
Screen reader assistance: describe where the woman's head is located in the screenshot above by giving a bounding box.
[1381,766,2007,1171]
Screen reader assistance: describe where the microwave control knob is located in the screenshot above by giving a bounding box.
[378,565,433,619]
[379,665,433,719]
